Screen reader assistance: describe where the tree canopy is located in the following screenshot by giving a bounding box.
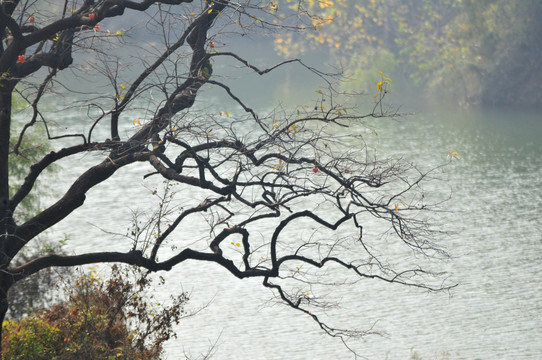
[275,0,542,107]
[1,0,453,356]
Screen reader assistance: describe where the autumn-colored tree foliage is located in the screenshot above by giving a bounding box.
[275,0,542,107]
[2,265,186,360]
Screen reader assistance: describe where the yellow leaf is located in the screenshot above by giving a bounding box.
[447,151,460,159]
[136,119,141,126]
[376,81,383,92]
[120,84,125,90]
[236,243,241,247]
[225,111,229,117]
[208,9,213,14]
[319,0,333,9]
[316,89,323,94]
[273,159,284,171]
[394,204,399,211]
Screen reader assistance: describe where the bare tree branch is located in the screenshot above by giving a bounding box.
[1,1,455,356]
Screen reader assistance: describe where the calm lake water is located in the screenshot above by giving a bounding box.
[40,98,542,360]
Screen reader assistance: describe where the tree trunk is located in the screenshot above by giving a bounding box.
[0,84,14,356]
[0,276,11,353]
[0,85,11,225]
[0,84,15,261]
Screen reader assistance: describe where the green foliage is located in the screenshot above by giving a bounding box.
[343,47,397,94]
[394,0,542,105]
[9,92,54,222]
[2,265,187,360]
[2,318,62,359]
[275,0,542,106]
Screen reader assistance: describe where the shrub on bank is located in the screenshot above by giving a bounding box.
[2,265,187,360]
